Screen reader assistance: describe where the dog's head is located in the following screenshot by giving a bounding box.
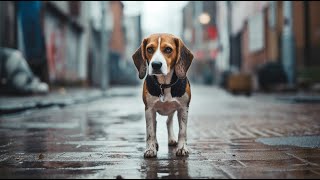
[132,33,194,79]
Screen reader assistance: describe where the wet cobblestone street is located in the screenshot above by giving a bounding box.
[0,85,320,179]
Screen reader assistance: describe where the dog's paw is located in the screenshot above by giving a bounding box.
[144,148,157,158]
[176,146,189,156]
[168,139,178,146]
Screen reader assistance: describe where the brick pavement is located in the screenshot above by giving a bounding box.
[0,85,319,178]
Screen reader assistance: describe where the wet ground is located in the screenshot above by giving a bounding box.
[0,85,320,179]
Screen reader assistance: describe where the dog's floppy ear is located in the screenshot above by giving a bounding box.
[174,38,194,79]
[132,38,148,79]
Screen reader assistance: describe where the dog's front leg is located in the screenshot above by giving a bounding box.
[176,107,189,156]
[144,108,157,158]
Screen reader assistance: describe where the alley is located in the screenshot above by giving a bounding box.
[0,85,319,179]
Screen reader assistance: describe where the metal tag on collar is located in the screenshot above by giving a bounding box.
[159,84,165,102]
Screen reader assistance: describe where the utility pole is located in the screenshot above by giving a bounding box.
[282,1,296,88]
[100,1,109,91]
[195,1,203,48]
[227,1,232,71]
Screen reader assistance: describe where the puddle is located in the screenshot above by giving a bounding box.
[119,114,143,121]
[277,96,320,104]
[256,136,320,148]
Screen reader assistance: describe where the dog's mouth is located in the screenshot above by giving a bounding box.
[148,63,168,76]
[151,70,163,75]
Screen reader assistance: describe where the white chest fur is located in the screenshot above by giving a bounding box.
[154,98,180,115]
[146,87,189,116]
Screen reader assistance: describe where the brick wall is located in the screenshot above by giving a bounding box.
[109,1,125,55]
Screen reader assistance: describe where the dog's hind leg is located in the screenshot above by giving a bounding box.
[154,119,159,151]
[167,112,178,146]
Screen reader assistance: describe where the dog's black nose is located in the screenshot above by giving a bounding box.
[151,61,162,70]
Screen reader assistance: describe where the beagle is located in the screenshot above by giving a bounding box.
[132,33,194,158]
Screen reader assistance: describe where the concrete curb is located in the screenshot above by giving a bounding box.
[0,90,108,115]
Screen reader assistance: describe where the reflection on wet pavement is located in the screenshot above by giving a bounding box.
[0,86,320,178]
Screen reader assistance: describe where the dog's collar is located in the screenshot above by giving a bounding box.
[150,74,180,90]
[150,73,181,101]
[145,73,187,98]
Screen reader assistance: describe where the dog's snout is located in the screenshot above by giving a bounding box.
[151,61,162,70]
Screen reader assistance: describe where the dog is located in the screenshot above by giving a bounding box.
[132,33,194,158]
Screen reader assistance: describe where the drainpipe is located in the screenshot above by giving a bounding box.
[282,1,296,88]
[303,1,310,66]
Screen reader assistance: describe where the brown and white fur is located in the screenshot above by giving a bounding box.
[132,33,194,158]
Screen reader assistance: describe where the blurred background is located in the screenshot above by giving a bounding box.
[1,2,320,178]
[0,1,320,94]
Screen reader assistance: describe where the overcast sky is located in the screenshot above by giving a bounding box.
[122,1,188,37]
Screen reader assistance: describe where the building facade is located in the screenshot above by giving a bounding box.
[182,1,218,84]
[0,1,135,88]
[216,1,320,90]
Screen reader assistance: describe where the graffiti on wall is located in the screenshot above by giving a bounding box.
[44,13,67,82]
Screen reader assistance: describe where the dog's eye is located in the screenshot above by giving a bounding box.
[164,47,172,54]
[147,47,154,54]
